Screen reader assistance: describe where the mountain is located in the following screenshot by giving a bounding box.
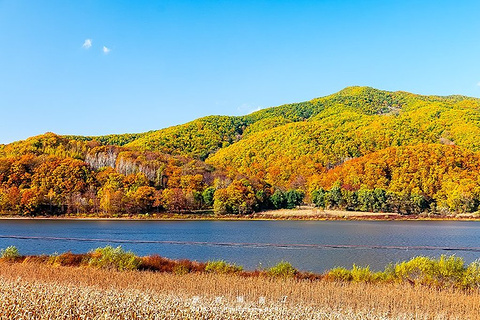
[208,87,480,188]
[2,86,480,216]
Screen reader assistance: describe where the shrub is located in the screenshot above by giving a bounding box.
[48,252,84,267]
[393,255,466,286]
[435,255,466,285]
[267,261,297,278]
[173,264,189,275]
[394,256,435,284]
[140,255,176,272]
[87,246,141,271]
[463,260,480,289]
[1,246,20,261]
[351,265,374,282]
[205,260,243,274]
[380,263,396,282]
[169,259,207,275]
[327,267,352,281]
[327,265,385,283]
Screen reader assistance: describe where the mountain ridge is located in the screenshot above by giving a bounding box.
[2,86,480,216]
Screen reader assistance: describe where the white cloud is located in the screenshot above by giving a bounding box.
[82,39,92,49]
[237,103,262,115]
[103,46,111,54]
[477,81,480,87]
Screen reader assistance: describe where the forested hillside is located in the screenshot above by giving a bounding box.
[208,88,480,189]
[126,116,249,160]
[309,144,480,214]
[2,86,480,216]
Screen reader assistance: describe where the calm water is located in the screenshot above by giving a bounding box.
[0,220,479,272]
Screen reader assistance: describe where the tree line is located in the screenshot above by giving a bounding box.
[0,151,304,216]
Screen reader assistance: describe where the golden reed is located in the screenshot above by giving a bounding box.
[0,261,479,319]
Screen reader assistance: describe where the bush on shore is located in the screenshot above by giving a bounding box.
[0,246,20,261]
[87,246,142,271]
[327,255,480,289]
[267,261,297,278]
[205,260,243,274]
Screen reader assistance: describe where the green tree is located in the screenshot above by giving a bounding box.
[311,188,326,208]
[202,187,216,207]
[326,183,343,209]
[270,190,286,209]
[285,189,304,209]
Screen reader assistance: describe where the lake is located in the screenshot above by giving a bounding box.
[0,219,479,272]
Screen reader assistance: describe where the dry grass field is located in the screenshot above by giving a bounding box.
[256,206,401,219]
[1,261,480,319]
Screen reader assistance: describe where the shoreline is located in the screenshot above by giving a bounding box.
[0,207,479,221]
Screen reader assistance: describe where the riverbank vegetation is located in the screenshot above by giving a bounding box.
[3,245,480,290]
[2,87,480,217]
[1,247,480,318]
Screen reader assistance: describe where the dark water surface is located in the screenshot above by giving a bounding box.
[0,220,479,272]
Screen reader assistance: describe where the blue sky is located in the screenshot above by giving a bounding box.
[0,0,479,144]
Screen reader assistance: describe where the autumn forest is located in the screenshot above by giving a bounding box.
[2,86,480,216]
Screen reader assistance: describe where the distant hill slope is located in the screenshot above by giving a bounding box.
[65,132,148,147]
[123,86,412,158]
[125,116,249,160]
[207,87,480,188]
[0,132,90,159]
[57,87,480,164]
